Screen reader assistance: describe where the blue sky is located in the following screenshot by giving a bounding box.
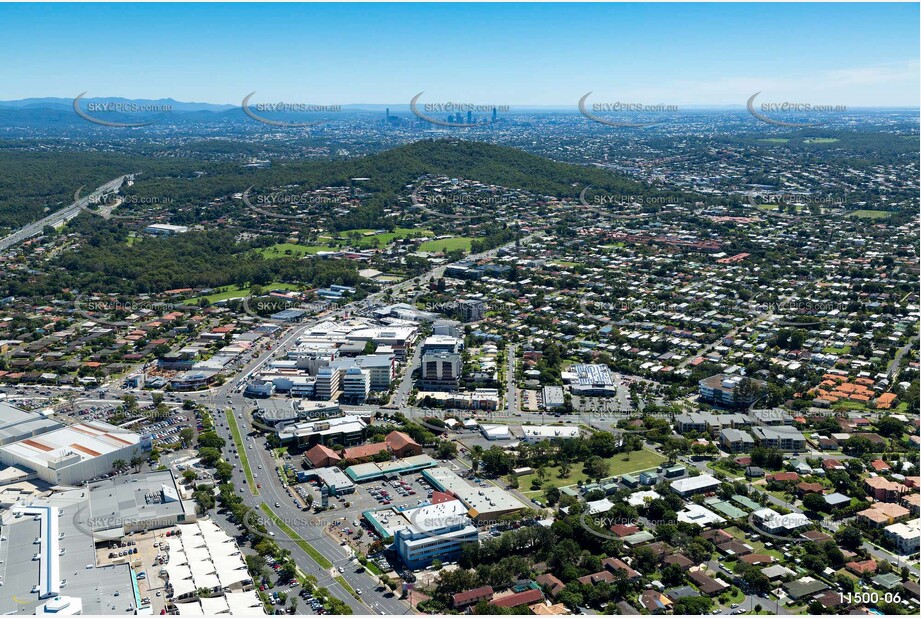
[1,2,918,106]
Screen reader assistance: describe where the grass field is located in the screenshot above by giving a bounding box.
[607,448,668,476]
[823,345,851,354]
[418,237,474,253]
[257,243,333,259]
[184,282,300,305]
[758,138,789,144]
[849,210,891,219]
[338,227,433,248]
[519,448,667,496]
[226,410,258,495]
[833,400,870,411]
[518,466,592,496]
[258,503,333,569]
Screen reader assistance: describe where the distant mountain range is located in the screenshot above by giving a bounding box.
[0,97,238,112]
[0,97,756,114]
[0,98,915,131]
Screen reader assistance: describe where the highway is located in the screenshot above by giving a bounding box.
[0,175,128,251]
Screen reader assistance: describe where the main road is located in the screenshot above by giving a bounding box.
[0,175,129,251]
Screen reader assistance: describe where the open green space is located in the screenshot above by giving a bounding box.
[833,400,871,411]
[184,282,300,305]
[418,236,475,253]
[518,466,592,496]
[518,448,667,496]
[258,503,333,570]
[338,227,433,248]
[257,243,334,259]
[849,210,891,219]
[758,138,789,144]
[823,345,851,354]
[226,409,258,495]
[607,448,668,476]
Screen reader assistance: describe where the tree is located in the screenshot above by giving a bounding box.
[843,435,875,456]
[875,416,903,438]
[198,447,222,466]
[193,486,216,512]
[559,460,572,479]
[198,431,226,450]
[112,459,128,473]
[545,486,561,506]
[215,461,234,483]
[587,431,620,457]
[435,440,458,459]
[130,455,144,472]
[803,492,827,513]
[661,563,686,586]
[583,456,609,481]
[179,427,196,448]
[122,394,138,413]
[469,445,484,475]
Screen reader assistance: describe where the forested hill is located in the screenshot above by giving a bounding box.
[123,138,654,207]
[329,138,647,197]
[1,139,666,234]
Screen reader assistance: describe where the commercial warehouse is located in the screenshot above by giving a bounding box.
[0,420,147,486]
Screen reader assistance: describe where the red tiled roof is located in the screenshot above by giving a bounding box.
[490,589,544,608]
[452,586,494,607]
[342,442,389,460]
[385,430,419,451]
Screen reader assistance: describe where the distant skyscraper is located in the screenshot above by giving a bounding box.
[466,110,472,124]
[492,107,497,122]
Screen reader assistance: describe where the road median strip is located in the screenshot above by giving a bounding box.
[225,409,258,495]
[258,503,333,570]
